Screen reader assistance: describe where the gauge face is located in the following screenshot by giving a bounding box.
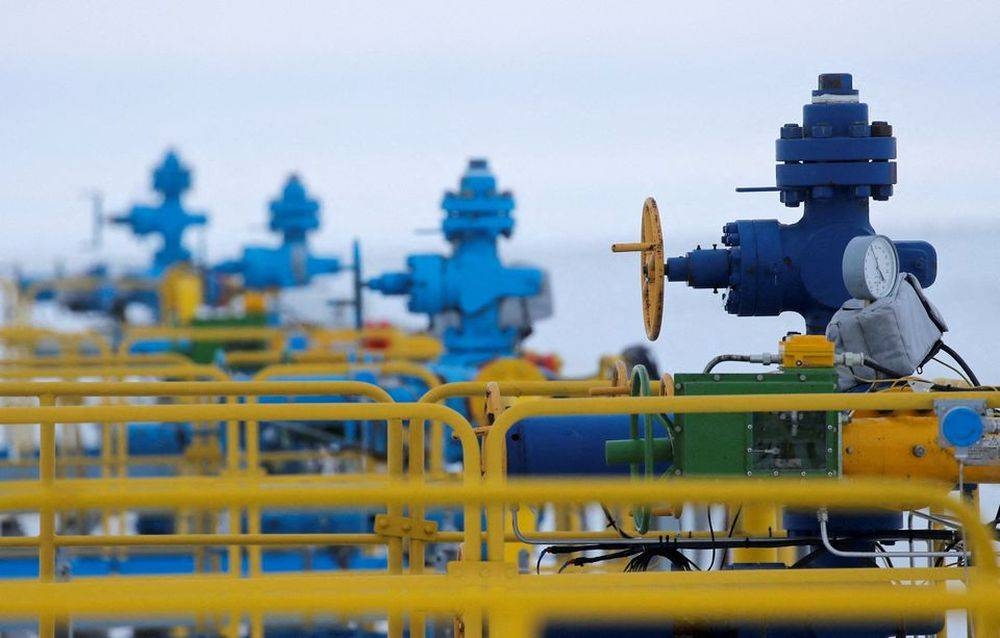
[863,236,898,298]
[843,235,899,301]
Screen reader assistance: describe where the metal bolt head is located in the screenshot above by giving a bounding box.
[780,123,804,139]
[818,73,852,91]
[870,121,893,137]
[848,122,870,138]
[810,124,833,139]
[912,445,927,458]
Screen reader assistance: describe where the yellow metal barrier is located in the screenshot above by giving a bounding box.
[481,390,1000,562]
[0,352,192,367]
[119,325,288,355]
[309,326,444,362]
[0,363,228,381]
[254,360,441,392]
[0,386,998,636]
[0,325,112,357]
[0,476,995,636]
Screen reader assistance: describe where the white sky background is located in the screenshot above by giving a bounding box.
[1,1,999,377]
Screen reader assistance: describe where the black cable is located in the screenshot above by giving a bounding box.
[600,504,633,539]
[703,354,753,374]
[938,342,982,387]
[863,357,908,380]
[558,548,639,573]
[706,506,717,571]
[791,547,825,568]
[717,505,743,569]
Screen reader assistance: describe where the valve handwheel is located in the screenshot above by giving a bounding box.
[603,364,674,534]
[612,197,665,340]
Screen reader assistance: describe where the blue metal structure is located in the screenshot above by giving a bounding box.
[664,74,937,333]
[110,150,208,277]
[367,159,546,366]
[214,174,343,291]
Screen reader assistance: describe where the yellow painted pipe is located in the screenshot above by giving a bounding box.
[844,414,1000,483]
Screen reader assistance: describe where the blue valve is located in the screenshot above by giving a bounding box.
[111,150,208,276]
[664,74,938,333]
[366,159,548,366]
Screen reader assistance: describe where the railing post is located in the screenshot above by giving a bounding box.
[409,417,426,638]
[387,416,404,638]
[37,393,61,637]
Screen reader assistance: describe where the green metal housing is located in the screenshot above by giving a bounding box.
[672,370,840,477]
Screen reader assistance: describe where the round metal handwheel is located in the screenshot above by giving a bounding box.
[603,364,674,534]
[612,197,665,340]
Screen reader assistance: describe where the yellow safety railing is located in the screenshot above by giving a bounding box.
[0,362,227,381]
[0,325,112,357]
[308,326,444,361]
[118,325,288,355]
[0,476,995,636]
[0,352,192,367]
[254,360,441,388]
[0,386,998,636]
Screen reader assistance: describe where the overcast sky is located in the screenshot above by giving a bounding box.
[1,1,998,271]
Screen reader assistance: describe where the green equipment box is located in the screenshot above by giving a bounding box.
[672,370,840,477]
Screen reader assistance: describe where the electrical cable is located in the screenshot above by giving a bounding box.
[600,503,633,539]
[706,506,717,571]
[862,357,909,380]
[703,354,753,374]
[931,356,971,385]
[717,505,743,569]
[938,342,982,387]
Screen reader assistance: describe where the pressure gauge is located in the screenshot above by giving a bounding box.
[842,235,899,301]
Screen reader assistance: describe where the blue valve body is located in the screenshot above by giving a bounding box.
[111,150,208,276]
[665,74,938,333]
[367,159,544,365]
[214,174,342,291]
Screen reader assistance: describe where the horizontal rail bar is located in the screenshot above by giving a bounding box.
[0,572,993,623]
[0,380,394,401]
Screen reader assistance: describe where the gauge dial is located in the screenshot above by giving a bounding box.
[842,235,899,301]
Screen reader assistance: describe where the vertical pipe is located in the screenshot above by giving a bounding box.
[246,396,262,578]
[100,397,113,538]
[245,395,266,638]
[387,417,404,638]
[224,395,242,577]
[430,420,444,478]
[38,393,57,638]
[732,504,781,564]
[409,417,426,638]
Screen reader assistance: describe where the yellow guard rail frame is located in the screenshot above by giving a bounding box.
[0,385,996,636]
